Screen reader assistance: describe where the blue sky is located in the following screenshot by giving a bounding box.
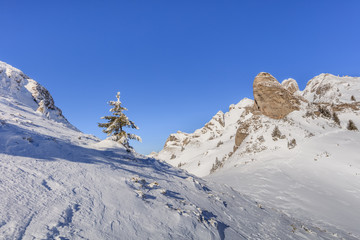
[1,1,360,154]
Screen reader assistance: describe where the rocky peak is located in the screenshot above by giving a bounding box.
[205,111,225,129]
[253,72,301,119]
[0,61,76,129]
[303,73,360,105]
[281,78,299,94]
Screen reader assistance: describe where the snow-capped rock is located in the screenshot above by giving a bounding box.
[303,73,360,105]
[0,61,74,129]
[282,78,300,94]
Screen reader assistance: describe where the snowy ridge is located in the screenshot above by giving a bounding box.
[0,61,75,129]
[153,73,360,238]
[150,98,255,176]
[303,73,360,104]
[1,61,353,239]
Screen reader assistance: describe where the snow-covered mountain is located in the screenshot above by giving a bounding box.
[0,61,75,130]
[152,72,360,238]
[2,61,353,239]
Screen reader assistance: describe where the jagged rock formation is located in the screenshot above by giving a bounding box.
[281,78,299,94]
[0,61,75,129]
[253,72,301,119]
[25,79,57,113]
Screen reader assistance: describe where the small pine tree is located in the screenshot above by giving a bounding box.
[287,139,297,149]
[98,92,141,148]
[332,112,340,125]
[347,120,358,131]
[351,95,356,101]
[271,126,281,139]
[318,105,331,118]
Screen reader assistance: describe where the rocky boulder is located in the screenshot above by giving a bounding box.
[253,72,300,119]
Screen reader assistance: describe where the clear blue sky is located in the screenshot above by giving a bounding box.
[1,1,360,154]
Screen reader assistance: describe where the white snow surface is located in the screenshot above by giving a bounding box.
[1,61,353,239]
[154,73,360,239]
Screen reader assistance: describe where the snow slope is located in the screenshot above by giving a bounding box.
[153,73,360,238]
[1,61,353,239]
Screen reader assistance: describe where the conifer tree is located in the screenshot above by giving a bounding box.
[98,92,141,148]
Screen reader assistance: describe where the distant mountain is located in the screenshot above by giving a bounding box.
[151,72,360,237]
[2,61,353,239]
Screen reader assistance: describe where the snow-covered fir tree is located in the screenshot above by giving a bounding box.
[98,92,141,148]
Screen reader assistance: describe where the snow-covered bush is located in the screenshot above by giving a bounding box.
[257,135,265,143]
[23,136,34,143]
[318,105,331,118]
[210,157,224,174]
[305,110,314,118]
[216,141,223,147]
[287,139,296,149]
[347,120,358,131]
[272,126,284,140]
[332,112,341,125]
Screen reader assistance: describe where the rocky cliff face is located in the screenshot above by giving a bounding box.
[152,72,360,177]
[0,61,76,129]
[253,72,301,119]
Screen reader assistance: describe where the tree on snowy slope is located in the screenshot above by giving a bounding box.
[98,92,141,148]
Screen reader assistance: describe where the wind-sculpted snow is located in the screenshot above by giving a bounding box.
[0,62,355,239]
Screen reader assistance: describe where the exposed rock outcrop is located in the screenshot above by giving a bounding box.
[281,78,299,94]
[235,122,249,147]
[253,72,300,119]
[25,79,56,111]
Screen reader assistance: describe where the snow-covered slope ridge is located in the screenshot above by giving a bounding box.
[150,98,255,177]
[1,61,351,239]
[0,61,74,129]
[153,72,360,238]
[303,73,360,104]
